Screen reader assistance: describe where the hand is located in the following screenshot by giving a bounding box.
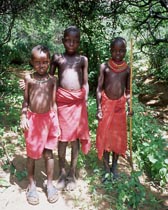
[127,107,134,117]
[20,116,29,131]
[19,79,25,90]
[96,109,103,120]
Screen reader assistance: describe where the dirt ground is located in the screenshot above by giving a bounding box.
[0,76,168,210]
[0,145,133,210]
[0,142,167,210]
[0,146,98,210]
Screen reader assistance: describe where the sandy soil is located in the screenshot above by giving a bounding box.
[0,75,168,210]
[0,146,99,210]
[1,146,167,210]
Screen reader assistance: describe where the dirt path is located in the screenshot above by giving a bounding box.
[0,143,167,210]
[0,148,133,210]
[0,74,168,210]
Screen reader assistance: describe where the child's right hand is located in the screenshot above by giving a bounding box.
[96,110,103,120]
[19,79,26,90]
[20,116,29,131]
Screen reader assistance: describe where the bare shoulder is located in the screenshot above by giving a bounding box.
[81,55,88,62]
[80,55,88,68]
[80,55,87,63]
[51,53,63,62]
[100,62,107,72]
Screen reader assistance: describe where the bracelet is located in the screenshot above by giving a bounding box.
[97,109,102,112]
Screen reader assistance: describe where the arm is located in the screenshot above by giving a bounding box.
[96,63,105,120]
[82,56,89,101]
[20,76,29,130]
[51,76,57,111]
[51,76,61,136]
[49,54,58,76]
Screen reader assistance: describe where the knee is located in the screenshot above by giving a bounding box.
[43,149,53,160]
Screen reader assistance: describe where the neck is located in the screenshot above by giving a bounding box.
[111,59,124,64]
[64,52,78,57]
[34,72,48,78]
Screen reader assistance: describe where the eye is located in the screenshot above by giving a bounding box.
[34,61,40,66]
[43,61,49,65]
[34,61,49,66]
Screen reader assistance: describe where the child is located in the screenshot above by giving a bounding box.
[96,37,133,181]
[49,26,90,191]
[20,45,60,205]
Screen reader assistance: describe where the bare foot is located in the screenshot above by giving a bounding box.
[56,174,66,190]
[66,175,77,191]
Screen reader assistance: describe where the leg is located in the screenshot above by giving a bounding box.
[111,152,119,179]
[103,151,110,173]
[102,151,111,183]
[26,157,39,205]
[56,141,68,190]
[66,140,79,191]
[43,149,58,203]
[27,157,36,187]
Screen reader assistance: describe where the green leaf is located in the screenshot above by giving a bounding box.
[0,179,10,187]
[148,154,157,164]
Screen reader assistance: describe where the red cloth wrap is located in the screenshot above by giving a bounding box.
[56,87,91,154]
[25,111,60,159]
[96,92,127,159]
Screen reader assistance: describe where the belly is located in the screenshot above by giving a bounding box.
[60,70,82,90]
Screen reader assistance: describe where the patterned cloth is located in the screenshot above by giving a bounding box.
[25,111,60,159]
[56,87,91,154]
[96,92,127,159]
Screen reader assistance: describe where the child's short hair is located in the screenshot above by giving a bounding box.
[110,37,127,48]
[31,45,50,60]
[63,26,80,37]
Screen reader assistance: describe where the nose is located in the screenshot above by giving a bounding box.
[69,40,74,46]
[116,50,120,55]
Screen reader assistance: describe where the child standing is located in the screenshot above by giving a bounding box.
[96,37,133,181]
[50,26,90,191]
[20,45,60,204]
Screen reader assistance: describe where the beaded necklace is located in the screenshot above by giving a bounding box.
[32,73,50,84]
[108,59,128,73]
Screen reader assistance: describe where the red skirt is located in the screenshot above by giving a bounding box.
[96,92,127,159]
[25,111,60,159]
[56,87,91,154]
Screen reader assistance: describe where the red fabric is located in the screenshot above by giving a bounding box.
[25,111,60,159]
[96,92,127,159]
[56,87,91,154]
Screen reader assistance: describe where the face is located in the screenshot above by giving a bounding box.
[62,31,80,55]
[31,51,50,75]
[111,40,126,62]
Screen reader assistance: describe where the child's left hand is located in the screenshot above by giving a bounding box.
[127,107,134,116]
[19,79,25,90]
[20,116,29,131]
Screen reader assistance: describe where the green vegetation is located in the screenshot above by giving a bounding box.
[0,1,167,209]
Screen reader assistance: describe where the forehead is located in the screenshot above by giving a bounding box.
[64,30,80,39]
[111,40,126,49]
[32,50,49,60]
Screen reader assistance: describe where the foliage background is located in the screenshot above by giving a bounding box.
[0,0,168,209]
